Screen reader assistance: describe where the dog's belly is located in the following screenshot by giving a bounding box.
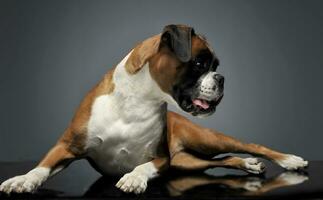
[86,94,165,175]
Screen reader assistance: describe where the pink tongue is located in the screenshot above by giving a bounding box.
[192,99,210,110]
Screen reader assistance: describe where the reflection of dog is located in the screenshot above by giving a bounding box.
[0,24,308,195]
[166,171,308,197]
[83,170,308,197]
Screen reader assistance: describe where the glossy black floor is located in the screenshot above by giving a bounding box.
[0,160,322,199]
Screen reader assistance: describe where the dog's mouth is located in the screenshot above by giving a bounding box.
[178,95,223,117]
[191,95,223,110]
[192,98,212,110]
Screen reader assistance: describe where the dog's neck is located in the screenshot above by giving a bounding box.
[112,52,169,120]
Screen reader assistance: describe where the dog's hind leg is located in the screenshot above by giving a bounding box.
[167,111,308,171]
[170,151,265,174]
[0,137,79,194]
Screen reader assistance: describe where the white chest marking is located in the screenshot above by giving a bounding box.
[86,53,170,175]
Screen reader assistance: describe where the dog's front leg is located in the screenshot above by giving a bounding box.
[0,142,77,194]
[116,157,168,194]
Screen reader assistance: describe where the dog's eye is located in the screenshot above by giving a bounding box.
[194,58,203,66]
[193,58,208,72]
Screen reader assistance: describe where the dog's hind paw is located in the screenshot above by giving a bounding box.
[276,154,308,170]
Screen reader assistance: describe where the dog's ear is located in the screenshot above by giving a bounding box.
[125,35,161,74]
[161,24,195,62]
[125,25,194,74]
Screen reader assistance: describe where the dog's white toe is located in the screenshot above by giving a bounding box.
[0,175,40,194]
[276,154,308,170]
[243,158,266,174]
[116,171,148,194]
[278,171,308,185]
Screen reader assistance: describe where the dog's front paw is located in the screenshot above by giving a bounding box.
[0,175,41,194]
[116,171,148,194]
[242,158,266,174]
[0,167,49,194]
[276,154,308,170]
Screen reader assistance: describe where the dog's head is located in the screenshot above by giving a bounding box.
[126,24,224,117]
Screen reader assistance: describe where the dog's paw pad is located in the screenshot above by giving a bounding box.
[116,172,148,194]
[243,158,265,174]
[276,154,308,170]
[0,175,40,194]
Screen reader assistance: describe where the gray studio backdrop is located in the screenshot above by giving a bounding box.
[1,0,322,163]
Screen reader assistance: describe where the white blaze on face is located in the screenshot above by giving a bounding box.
[191,71,219,110]
[199,71,218,101]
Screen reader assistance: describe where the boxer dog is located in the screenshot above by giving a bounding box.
[0,24,308,195]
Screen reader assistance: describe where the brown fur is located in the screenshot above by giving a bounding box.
[37,143,74,169]
[33,28,291,191]
[191,35,209,58]
[165,111,286,171]
[125,35,161,74]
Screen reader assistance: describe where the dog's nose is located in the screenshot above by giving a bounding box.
[214,74,224,87]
